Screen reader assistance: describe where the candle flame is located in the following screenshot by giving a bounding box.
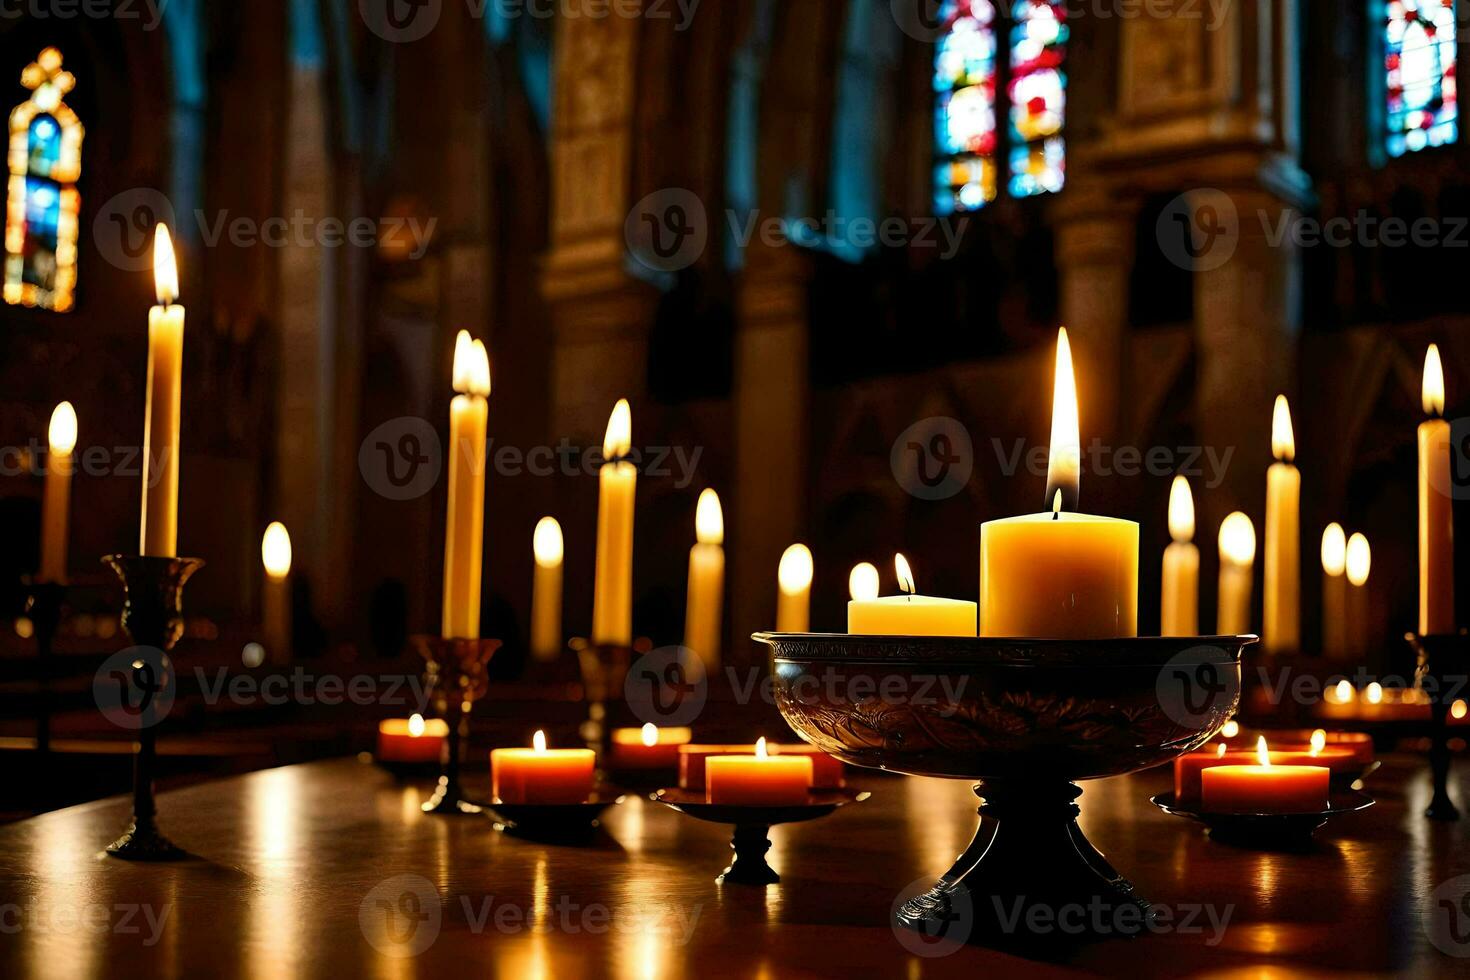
[1052,490,1062,519]
[849,562,880,602]
[1424,344,1445,418]
[533,516,564,566]
[48,401,77,455]
[261,521,292,579]
[641,722,659,747]
[451,331,491,397]
[1045,327,1081,512]
[1215,743,1227,758]
[695,488,724,545]
[1310,729,1326,755]
[1218,512,1257,566]
[153,225,178,305]
[1167,475,1195,543]
[1320,523,1346,576]
[1346,533,1371,587]
[1271,395,1295,463]
[1256,736,1271,768]
[755,737,768,759]
[1453,699,1468,720]
[779,544,813,595]
[1332,679,1354,703]
[533,730,547,753]
[894,553,916,595]
[1221,719,1240,738]
[604,399,632,460]
[1365,682,1383,705]
[408,714,426,738]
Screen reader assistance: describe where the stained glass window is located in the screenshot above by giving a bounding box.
[1007,0,1066,196]
[1385,0,1458,157]
[934,0,999,214]
[6,48,83,312]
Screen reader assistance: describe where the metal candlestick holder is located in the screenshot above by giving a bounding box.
[573,639,634,762]
[24,580,65,754]
[413,636,501,815]
[1408,632,1467,821]
[101,554,204,861]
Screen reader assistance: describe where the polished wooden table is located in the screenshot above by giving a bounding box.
[1,754,1466,978]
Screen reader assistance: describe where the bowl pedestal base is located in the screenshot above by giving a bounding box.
[896,780,1149,945]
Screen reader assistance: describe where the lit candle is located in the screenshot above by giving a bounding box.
[683,489,725,668]
[1275,727,1374,766]
[491,730,596,805]
[141,225,184,557]
[1216,512,1256,635]
[1160,475,1199,636]
[848,554,977,636]
[679,743,845,790]
[441,331,491,639]
[848,562,880,602]
[376,714,448,764]
[1200,737,1330,814]
[609,723,693,770]
[1320,523,1347,659]
[1345,533,1371,658]
[1263,395,1301,654]
[39,401,77,583]
[768,743,846,789]
[260,521,292,664]
[1418,345,1455,636]
[531,517,564,661]
[776,544,814,632]
[592,400,636,646]
[1174,739,1355,805]
[705,737,813,805]
[980,329,1138,638]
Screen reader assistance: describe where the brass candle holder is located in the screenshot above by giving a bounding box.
[23,580,66,754]
[1407,632,1467,821]
[572,639,634,763]
[413,636,501,815]
[101,554,204,861]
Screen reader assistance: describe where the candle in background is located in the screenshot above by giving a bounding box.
[1160,475,1199,636]
[141,225,184,557]
[776,544,813,632]
[593,399,636,646]
[1345,532,1371,658]
[1174,738,1354,805]
[442,331,491,640]
[1419,344,1455,636]
[705,737,813,805]
[376,714,448,764]
[1200,737,1330,814]
[260,521,292,664]
[39,401,77,583]
[491,730,596,804]
[848,554,977,636]
[1217,512,1256,635]
[1263,395,1301,654]
[980,328,1138,638]
[683,488,725,668]
[531,517,564,661]
[609,723,693,770]
[1320,523,1347,659]
[849,562,880,602]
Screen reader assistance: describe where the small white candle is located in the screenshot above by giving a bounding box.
[1160,475,1199,636]
[776,544,813,632]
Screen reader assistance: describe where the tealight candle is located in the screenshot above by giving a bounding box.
[1200,737,1329,814]
[492,731,596,805]
[848,554,977,636]
[609,723,693,770]
[705,738,813,805]
[377,715,448,764]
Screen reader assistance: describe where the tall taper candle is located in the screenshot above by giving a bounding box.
[261,522,292,664]
[1218,512,1256,636]
[683,489,724,668]
[40,401,77,583]
[593,400,635,646]
[1161,475,1199,636]
[1320,523,1347,659]
[531,517,564,660]
[442,332,491,639]
[1264,395,1300,654]
[1346,533,1371,658]
[776,544,813,632]
[1419,344,1455,636]
[141,226,184,557]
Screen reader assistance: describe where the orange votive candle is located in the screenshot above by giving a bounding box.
[609,724,693,769]
[679,744,756,790]
[769,743,845,789]
[1199,738,1330,814]
[376,716,448,764]
[680,743,845,790]
[492,731,596,804]
[1175,743,1356,805]
[705,738,813,805]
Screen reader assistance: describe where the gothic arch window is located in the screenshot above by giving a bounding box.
[1384,0,1458,157]
[934,1,1065,215]
[6,48,83,312]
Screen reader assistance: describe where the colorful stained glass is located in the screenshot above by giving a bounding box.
[1007,0,1066,196]
[1385,0,1458,156]
[934,0,999,214]
[6,48,83,312]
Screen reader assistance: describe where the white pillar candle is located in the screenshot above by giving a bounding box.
[776,543,813,632]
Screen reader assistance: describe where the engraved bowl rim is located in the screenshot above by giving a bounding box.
[753,632,1256,668]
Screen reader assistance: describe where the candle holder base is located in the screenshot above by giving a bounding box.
[413,636,501,817]
[486,791,626,840]
[23,580,65,755]
[106,816,191,862]
[1408,632,1467,821]
[1150,789,1374,847]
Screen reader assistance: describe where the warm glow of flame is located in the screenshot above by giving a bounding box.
[1346,533,1371,587]
[1320,523,1346,577]
[641,723,658,747]
[1221,719,1240,738]
[408,714,426,738]
[895,554,916,595]
[1424,344,1445,418]
[1218,512,1257,566]
[261,522,292,579]
[1052,490,1062,516]
[849,562,880,602]
[1046,327,1081,506]
[1256,736,1271,768]
[695,489,724,545]
[1333,679,1354,703]
[603,399,632,459]
[451,331,491,397]
[755,737,768,759]
[1168,475,1195,543]
[1271,395,1295,463]
[533,730,547,753]
[1453,700,1468,720]
[778,544,813,595]
[1215,743,1227,758]
[533,517,563,567]
[1365,682,1383,705]
[153,225,178,304]
[48,401,77,455]
[1310,730,1326,755]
